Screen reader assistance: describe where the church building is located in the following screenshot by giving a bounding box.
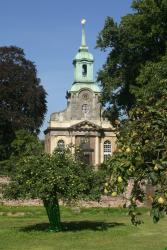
[44,19,117,167]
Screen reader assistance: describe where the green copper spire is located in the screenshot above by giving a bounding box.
[81,19,86,47]
[70,19,101,93]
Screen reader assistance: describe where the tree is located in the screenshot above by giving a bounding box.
[102,53,167,224]
[96,0,167,224]
[0,46,47,163]
[4,149,104,231]
[0,119,15,162]
[0,129,43,175]
[96,0,167,122]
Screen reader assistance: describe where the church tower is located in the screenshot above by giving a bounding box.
[44,20,116,166]
[68,19,101,122]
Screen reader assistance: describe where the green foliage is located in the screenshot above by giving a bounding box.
[96,0,167,120]
[0,46,47,163]
[0,119,15,161]
[3,148,105,231]
[97,0,167,225]
[4,146,104,232]
[0,46,47,134]
[102,54,167,224]
[0,129,43,175]
[4,149,104,203]
[10,129,43,157]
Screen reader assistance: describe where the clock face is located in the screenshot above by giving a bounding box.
[82,93,89,100]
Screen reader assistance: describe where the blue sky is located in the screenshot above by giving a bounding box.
[0,0,132,138]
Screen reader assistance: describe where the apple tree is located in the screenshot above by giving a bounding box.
[102,54,167,225]
[4,148,104,231]
[97,0,167,224]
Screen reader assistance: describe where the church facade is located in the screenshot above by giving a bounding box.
[44,20,117,167]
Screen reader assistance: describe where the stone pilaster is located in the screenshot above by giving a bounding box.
[95,136,99,168]
[100,138,104,163]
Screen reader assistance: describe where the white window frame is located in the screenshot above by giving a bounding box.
[103,140,112,161]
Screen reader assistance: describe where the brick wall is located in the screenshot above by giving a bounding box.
[0,176,147,207]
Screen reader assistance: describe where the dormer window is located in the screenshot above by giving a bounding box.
[82,64,87,77]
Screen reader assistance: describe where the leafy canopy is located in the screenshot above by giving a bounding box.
[103,53,167,225]
[5,148,104,203]
[0,129,43,175]
[97,0,167,224]
[0,46,47,133]
[96,0,167,121]
[0,46,47,162]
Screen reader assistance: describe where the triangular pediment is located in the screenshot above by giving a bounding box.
[69,120,101,131]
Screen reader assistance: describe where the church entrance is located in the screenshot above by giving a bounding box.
[75,135,94,165]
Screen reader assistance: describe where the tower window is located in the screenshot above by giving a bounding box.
[82,64,87,77]
[104,140,112,161]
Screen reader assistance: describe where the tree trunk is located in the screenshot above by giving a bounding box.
[43,197,61,232]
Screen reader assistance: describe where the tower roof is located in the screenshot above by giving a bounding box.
[73,19,93,62]
[70,83,101,92]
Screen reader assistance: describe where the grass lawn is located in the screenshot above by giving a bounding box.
[0,205,167,250]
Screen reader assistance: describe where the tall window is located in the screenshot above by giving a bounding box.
[82,64,87,76]
[57,140,65,150]
[104,140,111,161]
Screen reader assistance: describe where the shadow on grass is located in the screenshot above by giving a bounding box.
[21,221,125,232]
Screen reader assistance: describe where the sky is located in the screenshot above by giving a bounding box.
[0,0,132,138]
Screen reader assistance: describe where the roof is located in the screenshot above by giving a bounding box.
[74,48,94,62]
[69,120,102,131]
[70,83,101,93]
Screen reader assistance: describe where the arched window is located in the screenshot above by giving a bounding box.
[82,64,87,76]
[104,140,112,161]
[57,140,65,150]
